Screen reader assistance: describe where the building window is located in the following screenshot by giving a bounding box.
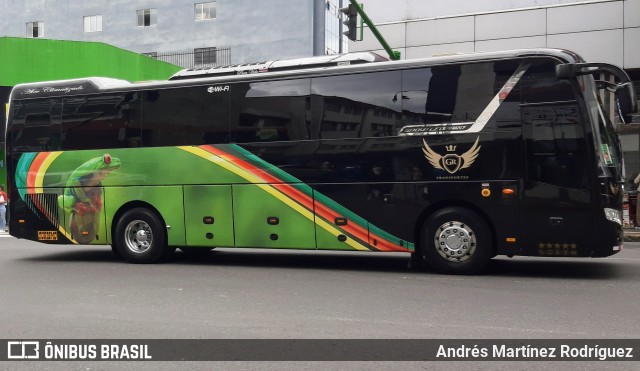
[84,15,103,32]
[137,9,157,27]
[324,0,343,54]
[26,22,44,38]
[194,47,217,66]
[195,2,216,21]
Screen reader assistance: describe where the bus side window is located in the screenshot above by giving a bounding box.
[310,71,401,139]
[61,93,142,150]
[521,61,587,189]
[142,86,230,147]
[401,63,511,128]
[523,103,588,189]
[10,99,62,152]
[229,79,310,143]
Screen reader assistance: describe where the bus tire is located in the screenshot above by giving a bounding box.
[419,207,493,275]
[111,244,122,260]
[114,208,173,264]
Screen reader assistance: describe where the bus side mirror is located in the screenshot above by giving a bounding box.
[617,84,637,117]
[557,63,638,115]
[555,64,577,79]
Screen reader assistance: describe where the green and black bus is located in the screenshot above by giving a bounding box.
[4,49,637,274]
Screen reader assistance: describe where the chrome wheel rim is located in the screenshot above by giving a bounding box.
[434,221,476,262]
[124,220,153,254]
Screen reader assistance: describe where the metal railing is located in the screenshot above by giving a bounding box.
[143,47,231,69]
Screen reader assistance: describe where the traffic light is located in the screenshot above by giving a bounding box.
[339,4,359,41]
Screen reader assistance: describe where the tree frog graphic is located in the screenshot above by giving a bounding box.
[58,154,121,244]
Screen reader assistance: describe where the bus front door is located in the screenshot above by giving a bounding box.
[521,103,593,257]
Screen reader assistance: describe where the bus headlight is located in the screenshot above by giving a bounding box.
[604,208,622,226]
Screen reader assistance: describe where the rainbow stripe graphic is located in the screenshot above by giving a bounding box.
[16,151,77,241]
[15,145,414,252]
[181,145,413,252]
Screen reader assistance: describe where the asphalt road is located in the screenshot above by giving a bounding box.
[1,236,639,369]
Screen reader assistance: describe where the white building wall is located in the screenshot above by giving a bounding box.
[0,0,324,64]
[350,0,640,69]
[352,0,585,23]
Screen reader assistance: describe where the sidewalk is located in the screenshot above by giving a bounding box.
[624,228,640,242]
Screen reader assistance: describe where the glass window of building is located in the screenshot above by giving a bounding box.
[194,47,218,67]
[195,2,216,21]
[137,9,157,27]
[324,0,343,55]
[26,22,44,38]
[83,15,103,33]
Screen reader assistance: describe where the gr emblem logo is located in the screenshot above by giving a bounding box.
[423,137,481,174]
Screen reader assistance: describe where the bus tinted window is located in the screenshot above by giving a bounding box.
[311,71,402,139]
[10,98,62,152]
[61,92,142,150]
[518,60,587,189]
[524,104,587,189]
[401,61,520,128]
[141,86,230,147]
[519,61,576,103]
[229,79,310,143]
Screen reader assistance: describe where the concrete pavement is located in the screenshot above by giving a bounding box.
[624,228,640,242]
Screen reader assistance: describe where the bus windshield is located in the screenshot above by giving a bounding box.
[582,76,624,182]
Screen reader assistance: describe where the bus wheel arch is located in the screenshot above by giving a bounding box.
[111,202,174,263]
[414,202,496,274]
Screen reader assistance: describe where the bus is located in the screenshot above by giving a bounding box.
[4,49,637,274]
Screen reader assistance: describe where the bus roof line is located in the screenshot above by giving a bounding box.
[10,48,580,97]
[169,52,390,80]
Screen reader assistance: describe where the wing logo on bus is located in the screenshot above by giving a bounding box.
[422,137,481,174]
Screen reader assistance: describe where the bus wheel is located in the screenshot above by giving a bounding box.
[419,207,492,275]
[114,208,173,264]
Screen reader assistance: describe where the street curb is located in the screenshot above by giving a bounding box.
[624,231,640,242]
